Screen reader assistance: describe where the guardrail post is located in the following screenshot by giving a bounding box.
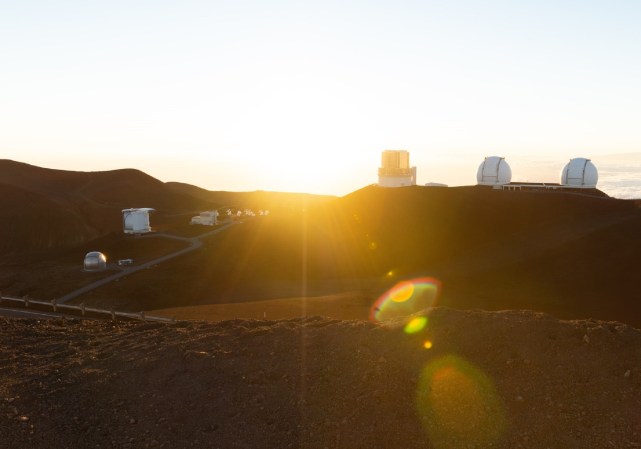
[24,295,30,308]
[110,308,116,321]
[80,303,86,316]
[140,311,146,321]
[52,299,57,312]
[0,291,3,304]
[171,316,176,323]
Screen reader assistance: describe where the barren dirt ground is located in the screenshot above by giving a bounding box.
[2,307,641,449]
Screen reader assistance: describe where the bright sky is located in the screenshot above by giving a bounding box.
[2,0,641,196]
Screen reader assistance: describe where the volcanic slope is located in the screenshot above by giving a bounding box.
[0,160,211,253]
[0,160,336,299]
[65,184,641,328]
[0,160,333,255]
[3,160,641,326]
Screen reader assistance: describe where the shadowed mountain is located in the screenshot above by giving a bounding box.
[0,160,210,253]
[0,160,332,255]
[165,182,336,213]
[3,161,641,327]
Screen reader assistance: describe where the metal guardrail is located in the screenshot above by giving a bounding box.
[0,293,177,323]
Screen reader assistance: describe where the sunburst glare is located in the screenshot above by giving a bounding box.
[370,277,441,322]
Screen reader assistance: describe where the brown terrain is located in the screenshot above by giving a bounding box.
[2,309,641,448]
[2,159,641,448]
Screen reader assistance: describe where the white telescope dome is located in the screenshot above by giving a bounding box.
[477,156,512,185]
[560,158,598,187]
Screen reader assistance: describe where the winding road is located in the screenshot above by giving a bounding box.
[57,222,235,304]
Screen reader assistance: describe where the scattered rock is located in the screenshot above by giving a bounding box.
[1,309,640,449]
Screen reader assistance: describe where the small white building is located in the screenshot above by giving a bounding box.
[477,156,512,186]
[561,158,598,188]
[122,208,155,234]
[84,251,107,271]
[190,210,219,226]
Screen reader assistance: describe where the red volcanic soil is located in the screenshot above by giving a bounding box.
[2,308,641,449]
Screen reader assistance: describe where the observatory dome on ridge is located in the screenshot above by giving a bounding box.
[477,156,512,185]
[84,251,107,271]
[560,158,598,187]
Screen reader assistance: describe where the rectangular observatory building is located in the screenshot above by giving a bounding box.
[122,208,155,234]
[378,150,417,187]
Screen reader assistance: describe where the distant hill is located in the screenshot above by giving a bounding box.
[0,160,205,253]
[0,160,332,254]
[165,182,336,213]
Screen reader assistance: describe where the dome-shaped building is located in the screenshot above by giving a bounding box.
[560,158,598,188]
[477,156,512,186]
[84,251,107,271]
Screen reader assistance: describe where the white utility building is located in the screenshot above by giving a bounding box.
[378,150,417,187]
[560,158,598,188]
[477,156,512,186]
[122,208,155,234]
[190,210,219,226]
[84,251,107,271]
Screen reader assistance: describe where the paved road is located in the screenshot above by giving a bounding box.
[57,222,235,304]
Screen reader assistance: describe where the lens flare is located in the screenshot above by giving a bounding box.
[392,282,414,303]
[423,340,433,349]
[404,316,428,334]
[370,277,441,322]
[416,355,506,448]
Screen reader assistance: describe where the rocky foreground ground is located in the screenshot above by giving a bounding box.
[2,308,641,449]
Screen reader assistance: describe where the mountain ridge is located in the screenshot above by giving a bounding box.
[2,159,641,327]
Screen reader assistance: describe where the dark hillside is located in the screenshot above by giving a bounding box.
[340,185,636,273]
[0,183,91,253]
[3,162,641,327]
[0,161,213,253]
[166,181,336,212]
[0,160,334,255]
[62,184,641,327]
[0,160,211,211]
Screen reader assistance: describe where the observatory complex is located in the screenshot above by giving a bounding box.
[191,210,219,226]
[378,150,417,187]
[375,150,599,193]
[477,156,599,192]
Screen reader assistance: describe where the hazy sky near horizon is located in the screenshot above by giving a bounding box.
[2,0,641,196]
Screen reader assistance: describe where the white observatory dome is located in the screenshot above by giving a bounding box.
[477,156,512,185]
[84,251,107,271]
[560,158,598,187]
